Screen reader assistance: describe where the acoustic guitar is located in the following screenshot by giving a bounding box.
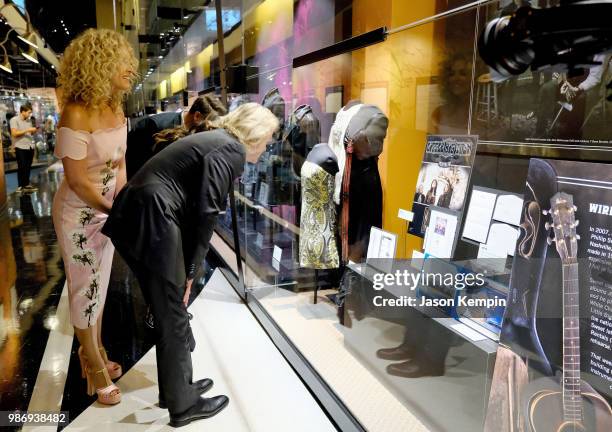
[523,192,612,432]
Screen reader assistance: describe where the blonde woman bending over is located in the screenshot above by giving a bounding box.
[102,103,278,426]
[52,29,137,405]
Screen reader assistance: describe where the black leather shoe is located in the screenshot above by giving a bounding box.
[386,360,444,378]
[159,378,214,409]
[376,344,413,361]
[169,395,229,428]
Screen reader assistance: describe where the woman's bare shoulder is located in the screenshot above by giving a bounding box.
[59,103,91,131]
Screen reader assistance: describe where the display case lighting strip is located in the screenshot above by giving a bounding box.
[233,190,301,235]
[293,27,387,69]
[386,0,497,36]
[245,63,290,81]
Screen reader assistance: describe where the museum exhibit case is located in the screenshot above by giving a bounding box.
[139,1,612,430]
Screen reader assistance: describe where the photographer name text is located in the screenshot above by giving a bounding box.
[373,295,506,308]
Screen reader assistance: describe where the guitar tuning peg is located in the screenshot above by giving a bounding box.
[572,220,580,228]
[575,234,581,240]
[542,209,550,215]
[573,205,577,212]
[547,237,556,245]
[545,222,551,230]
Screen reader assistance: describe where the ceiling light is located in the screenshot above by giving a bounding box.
[21,46,39,64]
[158,55,163,59]
[17,30,38,49]
[0,54,12,73]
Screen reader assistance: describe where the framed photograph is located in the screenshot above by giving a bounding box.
[424,207,459,258]
[325,85,343,114]
[366,227,397,273]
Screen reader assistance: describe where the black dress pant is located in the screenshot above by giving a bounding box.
[402,310,451,371]
[125,256,198,415]
[15,148,34,187]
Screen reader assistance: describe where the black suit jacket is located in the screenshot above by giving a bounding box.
[104,129,246,287]
[125,112,182,179]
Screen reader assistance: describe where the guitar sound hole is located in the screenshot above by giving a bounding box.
[557,421,586,432]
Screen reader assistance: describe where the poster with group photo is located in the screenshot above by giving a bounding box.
[409,135,478,237]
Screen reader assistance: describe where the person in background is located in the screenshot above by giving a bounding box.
[152,94,227,154]
[103,103,278,427]
[51,28,137,406]
[44,114,56,153]
[413,184,426,203]
[125,94,227,179]
[10,103,38,193]
[425,179,438,205]
[436,182,453,208]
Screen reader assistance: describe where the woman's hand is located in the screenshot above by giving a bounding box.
[63,157,113,214]
[183,278,193,307]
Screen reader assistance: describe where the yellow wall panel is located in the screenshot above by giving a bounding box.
[159,80,167,99]
[170,67,186,94]
[195,45,213,78]
[243,0,293,58]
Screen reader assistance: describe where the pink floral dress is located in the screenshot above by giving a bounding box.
[52,122,126,329]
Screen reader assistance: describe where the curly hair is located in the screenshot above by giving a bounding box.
[58,29,137,112]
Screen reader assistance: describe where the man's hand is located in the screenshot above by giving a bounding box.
[565,84,580,102]
[28,127,37,134]
[183,278,193,307]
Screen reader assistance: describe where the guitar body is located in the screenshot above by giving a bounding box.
[523,376,612,432]
[502,159,559,375]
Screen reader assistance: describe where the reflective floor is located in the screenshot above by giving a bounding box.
[1,169,65,418]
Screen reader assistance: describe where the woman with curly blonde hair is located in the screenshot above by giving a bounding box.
[52,28,137,405]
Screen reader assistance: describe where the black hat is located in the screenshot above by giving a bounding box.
[345,105,388,158]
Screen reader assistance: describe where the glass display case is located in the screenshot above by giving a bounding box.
[143,1,612,430]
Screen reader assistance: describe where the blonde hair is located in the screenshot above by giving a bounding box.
[58,29,137,112]
[209,103,279,148]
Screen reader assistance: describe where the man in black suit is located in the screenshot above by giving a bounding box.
[125,97,222,179]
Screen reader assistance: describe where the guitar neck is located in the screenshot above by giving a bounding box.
[562,261,582,423]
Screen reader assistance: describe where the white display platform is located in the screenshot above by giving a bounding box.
[64,270,335,432]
